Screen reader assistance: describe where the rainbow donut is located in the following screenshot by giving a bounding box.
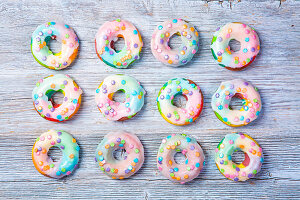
[211,22,260,70]
[95,74,145,121]
[157,78,203,126]
[32,74,83,122]
[32,130,80,178]
[95,132,144,179]
[151,18,199,67]
[211,79,262,127]
[215,133,264,181]
[157,134,205,184]
[31,22,79,70]
[95,19,143,69]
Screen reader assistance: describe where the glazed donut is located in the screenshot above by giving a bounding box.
[157,134,205,184]
[211,22,260,70]
[32,74,83,122]
[95,132,144,179]
[211,79,262,127]
[151,19,199,67]
[95,19,143,69]
[95,74,145,121]
[215,133,264,181]
[157,78,203,126]
[31,22,79,70]
[32,130,80,178]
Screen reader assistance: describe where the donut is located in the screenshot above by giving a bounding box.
[157,78,203,126]
[157,134,205,184]
[215,133,264,181]
[95,74,145,121]
[211,79,262,127]
[151,18,199,67]
[211,22,260,70]
[95,19,143,69]
[32,130,80,178]
[95,132,144,179]
[31,22,79,70]
[32,74,83,122]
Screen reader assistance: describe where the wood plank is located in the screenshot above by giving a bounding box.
[0,0,299,199]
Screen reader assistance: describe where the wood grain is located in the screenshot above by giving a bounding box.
[0,0,299,199]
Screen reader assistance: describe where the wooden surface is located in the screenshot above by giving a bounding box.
[0,0,300,199]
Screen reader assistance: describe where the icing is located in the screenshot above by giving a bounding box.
[157,134,205,184]
[95,74,145,121]
[157,78,203,125]
[215,133,264,181]
[32,130,80,178]
[31,22,79,70]
[95,132,144,179]
[95,19,143,68]
[211,79,262,127]
[211,22,260,70]
[32,74,83,122]
[151,18,199,67]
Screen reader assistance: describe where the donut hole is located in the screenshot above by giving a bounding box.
[172,94,187,108]
[231,150,245,165]
[113,148,128,161]
[174,152,187,164]
[48,146,62,162]
[228,39,241,52]
[168,33,182,49]
[46,89,64,108]
[229,94,245,110]
[112,90,126,103]
[110,36,125,53]
[48,37,61,54]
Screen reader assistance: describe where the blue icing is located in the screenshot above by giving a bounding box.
[157,78,202,125]
[52,130,79,176]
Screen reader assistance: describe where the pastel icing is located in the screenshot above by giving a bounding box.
[157,78,203,126]
[95,74,145,121]
[32,74,83,122]
[32,130,80,178]
[211,79,262,127]
[215,133,264,181]
[211,22,260,70]
[95,19,143,68]
[151,18,199,66]
[157,134,205,184]
[31,22,79,70]
[95,132,144,179]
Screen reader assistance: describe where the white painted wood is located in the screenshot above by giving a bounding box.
[0,0,299,199]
